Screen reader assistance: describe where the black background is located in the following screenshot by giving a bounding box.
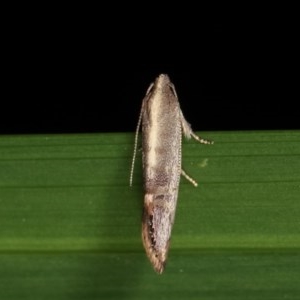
[1,7,298,134]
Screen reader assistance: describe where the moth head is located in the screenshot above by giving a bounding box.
[146,74,177,98]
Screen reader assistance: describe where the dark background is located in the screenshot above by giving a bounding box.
[1,8,298,134]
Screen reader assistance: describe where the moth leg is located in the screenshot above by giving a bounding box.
[180,111,213,187]
[181,169,198,187]
[180,111,214,144]
[190,131,214,145]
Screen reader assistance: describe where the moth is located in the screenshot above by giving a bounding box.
[130,74,213,273]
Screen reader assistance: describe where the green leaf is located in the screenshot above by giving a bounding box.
[0,131,300,300]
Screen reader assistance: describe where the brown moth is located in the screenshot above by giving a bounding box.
[130,74,213,274]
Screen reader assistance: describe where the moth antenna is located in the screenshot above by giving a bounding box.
[130,100,144,186]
